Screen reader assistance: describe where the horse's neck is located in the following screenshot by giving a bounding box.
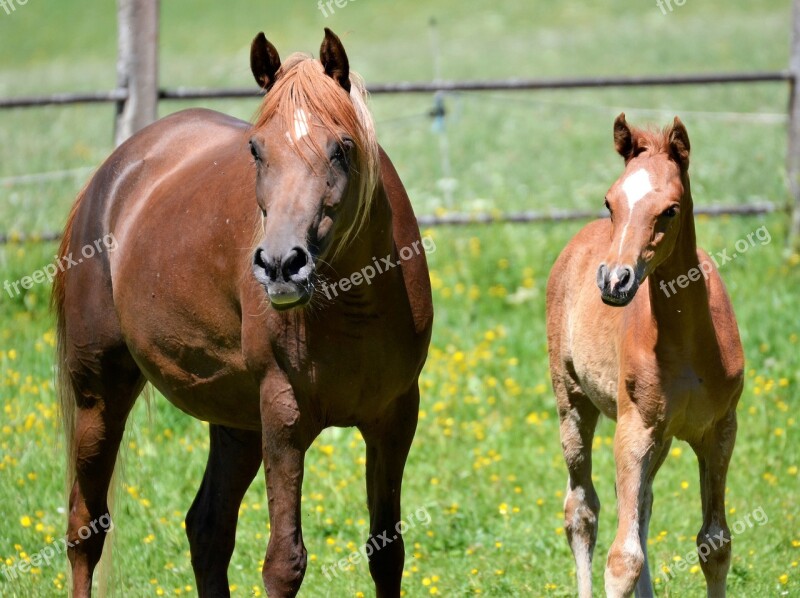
[326,182,393,285]
[648,188,714,337]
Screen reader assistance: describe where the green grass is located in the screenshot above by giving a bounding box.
[1,0,798,596]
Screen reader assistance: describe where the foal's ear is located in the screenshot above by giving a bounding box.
[320,28,351,93]
[250,32,281,91]
[668,116,691,171]
[613,113,635,162]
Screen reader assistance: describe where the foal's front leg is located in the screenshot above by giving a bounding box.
[359,386,420,598]
[555,381,601,598]
[260,378,318,597]
[634,437,672,597]
[605,407,668,598]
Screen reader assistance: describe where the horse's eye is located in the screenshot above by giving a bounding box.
[249,140,261,163]
[662,205,678,218]
[332,139,354,168]
[604,199,611,212]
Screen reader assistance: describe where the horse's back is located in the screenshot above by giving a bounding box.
[69,108,250,249]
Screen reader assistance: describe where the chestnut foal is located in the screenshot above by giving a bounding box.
[546,115,744,597]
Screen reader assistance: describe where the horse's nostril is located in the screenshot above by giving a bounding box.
[282,247,309,280]
[254,248,267,270]
[254,248,278,282]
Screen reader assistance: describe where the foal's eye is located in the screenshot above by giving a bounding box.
[662,205,678,218]
[604,199,611,212]
[249,140,261,163]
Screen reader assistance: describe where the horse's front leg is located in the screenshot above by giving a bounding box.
[260,377,318,597]
[359,385,420,598]
[186,424,262,597]
[605,405,669,598]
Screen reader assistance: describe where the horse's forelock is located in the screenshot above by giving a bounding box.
[253,56,380,257]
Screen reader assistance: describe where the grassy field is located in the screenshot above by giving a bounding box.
[1,0,798,596]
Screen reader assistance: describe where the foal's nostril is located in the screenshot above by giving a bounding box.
[281,247,309,280]
[616,266,635,293]
[596,264,609,291]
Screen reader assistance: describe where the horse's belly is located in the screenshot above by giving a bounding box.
[117,287,263,429]
[131,334,262,429]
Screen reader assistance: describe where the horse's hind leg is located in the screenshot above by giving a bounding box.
[692,410,737,598]
[555,375,601,598]
[65,344,144,598]
[359,386,419,598]
[186,424,261,597]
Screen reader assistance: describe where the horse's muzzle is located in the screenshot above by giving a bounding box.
[252,246,314,309]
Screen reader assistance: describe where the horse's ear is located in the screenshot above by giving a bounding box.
[320,28,351,93]
[613,113,635,162]
[668,116,691,171]
[250,32,281,91]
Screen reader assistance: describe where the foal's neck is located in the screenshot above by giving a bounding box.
[648,179,712,331]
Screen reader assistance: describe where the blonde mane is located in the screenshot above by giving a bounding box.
[253,53,380,256]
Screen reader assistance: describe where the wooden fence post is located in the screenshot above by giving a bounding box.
[114,0,159,146]
[788,0,800,251]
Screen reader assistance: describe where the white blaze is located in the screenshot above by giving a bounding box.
[293,109,310,139]
[617,168,653,255]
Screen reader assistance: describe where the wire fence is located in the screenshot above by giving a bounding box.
[1,0,798,245]
[0,78,791,244]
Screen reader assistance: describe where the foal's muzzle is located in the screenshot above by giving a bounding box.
[597,263,639,306]
[252,246,314,309]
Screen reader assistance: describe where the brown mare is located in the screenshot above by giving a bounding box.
[53,29,432,597]
[546,115,744,597]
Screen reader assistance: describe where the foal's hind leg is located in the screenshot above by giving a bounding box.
[65,347,144,598]
[359,386,420,598]
[555,377,601,598]
[186,424,262,597]
[691,411,737,598]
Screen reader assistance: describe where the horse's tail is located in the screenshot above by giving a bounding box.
[52,182,88,492]
[52,182,125,596]
[53,183,115,595]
